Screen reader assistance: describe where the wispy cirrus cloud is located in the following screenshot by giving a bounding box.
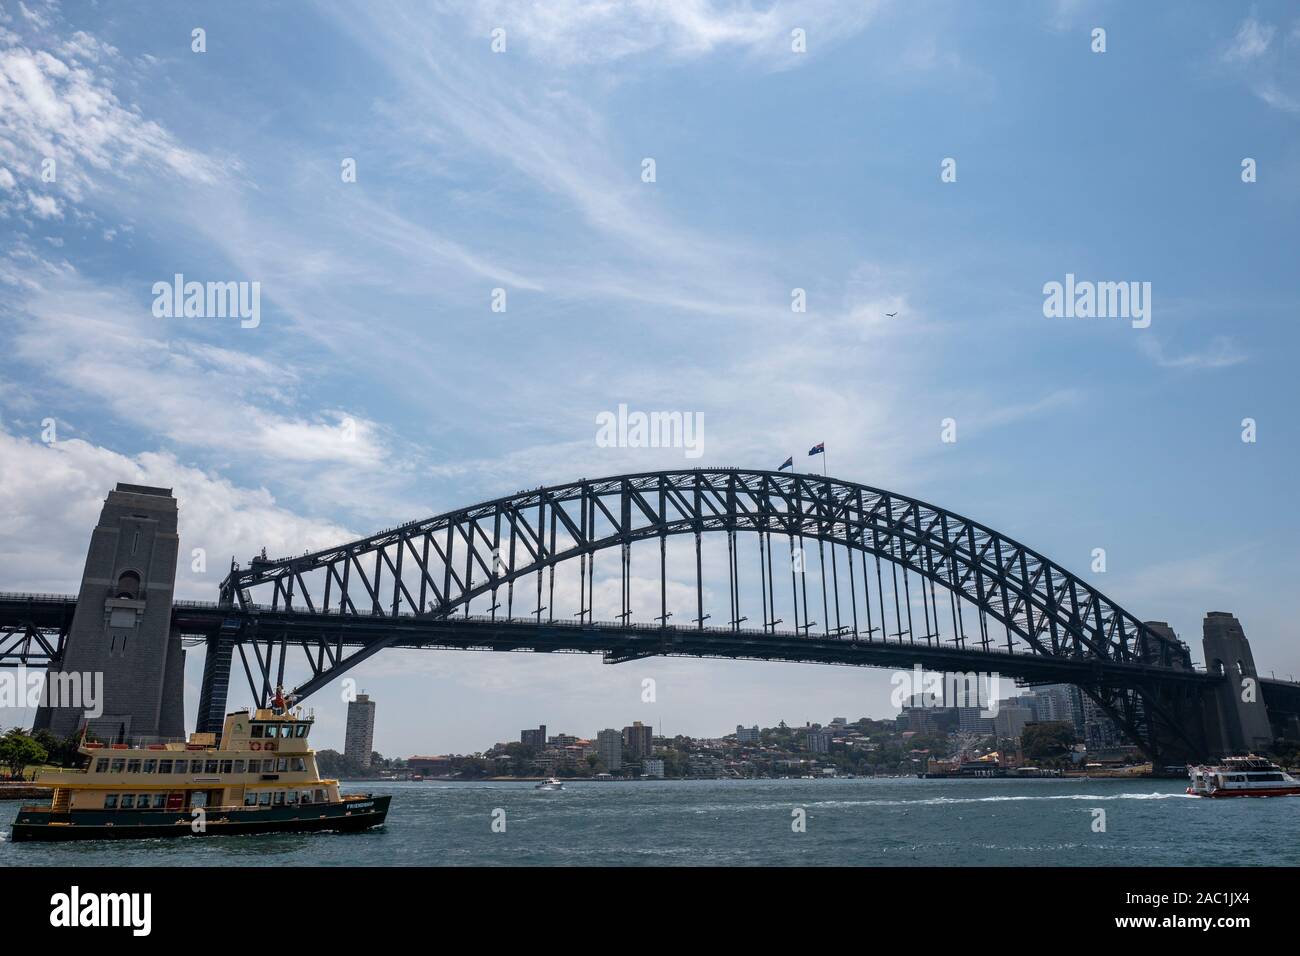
[1139,335,1247,371]
[1218,14,1300,115]
[456,0,881,67]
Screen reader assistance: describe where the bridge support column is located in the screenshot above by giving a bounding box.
[34,483,184,741]
[196,628,237,735]
[1201,612,1273,756]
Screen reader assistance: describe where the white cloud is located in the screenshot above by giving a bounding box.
[2,256,392,470]
[25,189,58,217]
[1139,335,1247,371]
[1222,17,1274,64]
[458,0,880,66]
[0,38,222,208]
[0,425,354,598]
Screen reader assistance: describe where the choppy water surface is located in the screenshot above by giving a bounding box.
[4,777,1297,866]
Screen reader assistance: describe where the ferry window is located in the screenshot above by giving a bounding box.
[299,791,311,805]
[152,794,167,808]
[251,724,265,738]
[158,759,172,773]
[138,794,149,807]
[204,760,219,774]
[291,757,305,772]
[95,758,108,773]
[247,759,260,773]
[287,791,299,804]
[110,759,124,773]
[273,791,286,805]
[126,759,141,773]
[314,789,326,802]
[121,794,135,808]
[277,758,288,772]
[234,760,246,773]
[104,794,118,808]
[143,759,157,773]
[257,791,271,806]
[190,760,204,773]
[295,725,308,738]
[244,792,257,806]
[220,760,233,774]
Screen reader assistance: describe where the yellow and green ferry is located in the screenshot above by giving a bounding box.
[10,706,390,842]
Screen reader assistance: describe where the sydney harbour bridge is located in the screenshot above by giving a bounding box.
[3,469,1298,765]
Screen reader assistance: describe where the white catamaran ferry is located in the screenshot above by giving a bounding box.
[1187,755,1300,798]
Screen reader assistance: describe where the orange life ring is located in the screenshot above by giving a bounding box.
[263,741,277,752]
[250,741,261,751]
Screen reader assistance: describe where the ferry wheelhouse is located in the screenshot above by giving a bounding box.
[10,705,390,841]
[1187,755,1300,798]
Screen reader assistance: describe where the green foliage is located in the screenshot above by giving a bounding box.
[0,727,49,780]
[1022,721,1076,764]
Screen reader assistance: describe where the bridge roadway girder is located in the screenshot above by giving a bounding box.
[184,604,1224,762]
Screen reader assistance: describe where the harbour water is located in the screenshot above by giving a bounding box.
[4,777,1298,867]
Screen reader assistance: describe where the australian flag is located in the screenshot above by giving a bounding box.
[808,442,824,457]
[778,456,793,471]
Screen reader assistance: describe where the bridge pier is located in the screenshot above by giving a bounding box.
[195,628,237,735]
[33,483,185,742]
[1201,612,1274,756]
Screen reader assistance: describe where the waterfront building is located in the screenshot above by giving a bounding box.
[344,694,376,768]
[642,758,665,778]
[406,755,451,776]
[736,724,761,744]
[623,721,653,759]
[597,728,623,770]
[520,725,547,750]
[805,728,832,753]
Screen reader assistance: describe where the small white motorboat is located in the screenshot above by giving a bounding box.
[534,777,564,791]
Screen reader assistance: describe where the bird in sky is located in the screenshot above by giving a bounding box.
[886,311,898,317]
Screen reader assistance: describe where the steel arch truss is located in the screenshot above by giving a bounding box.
[219,470,1190,706]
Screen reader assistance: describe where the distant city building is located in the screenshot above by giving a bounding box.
[956,707,994,735]
[642,758,665,778]
[597,728,623,771]
[344,694,376,768]
[520,725,546,750]
[1080,695,1124,750]
[993,705,1033,741]
[805,728,832,753]
[623,721,653,759]
[549,733,578,748]
[407,755,451,776]
[736,724,761,744]
[689,755,725,778]
[1025,684,1083,734]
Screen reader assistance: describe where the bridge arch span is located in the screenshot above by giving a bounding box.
[210,470,1210,762]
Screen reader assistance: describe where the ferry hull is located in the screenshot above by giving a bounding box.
[8,794,390,842]
[1186,787,1300,798]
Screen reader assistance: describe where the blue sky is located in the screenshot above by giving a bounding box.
[1,0,1297,755]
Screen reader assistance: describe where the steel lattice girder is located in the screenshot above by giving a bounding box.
[218,470,1190,698]
[0,623,65,667]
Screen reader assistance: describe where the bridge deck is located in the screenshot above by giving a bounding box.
[1,592,1221,687]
